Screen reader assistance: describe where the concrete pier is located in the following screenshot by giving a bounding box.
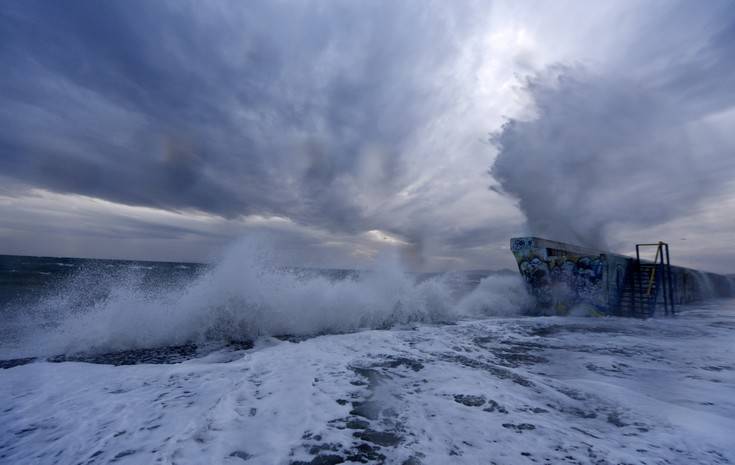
[510,237,734,317]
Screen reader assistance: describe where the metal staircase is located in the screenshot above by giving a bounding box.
[617,242,675,318]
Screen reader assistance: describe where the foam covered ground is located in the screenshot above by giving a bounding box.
[2,301,735,465]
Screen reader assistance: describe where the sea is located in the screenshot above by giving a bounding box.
[1,244,734,465]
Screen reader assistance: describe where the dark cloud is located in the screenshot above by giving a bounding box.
[2,0,735,270]
[0,0,479,235]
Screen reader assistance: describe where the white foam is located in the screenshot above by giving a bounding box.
[14,236,531,356]
[3,301,734,465]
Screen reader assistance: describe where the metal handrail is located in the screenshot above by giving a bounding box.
[635,241,675,316]
[645,243,662,297]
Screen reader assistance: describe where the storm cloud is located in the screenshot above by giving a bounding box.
[2,0,735,270]
[1,1,477,227]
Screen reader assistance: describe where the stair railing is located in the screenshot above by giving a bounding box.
[635,242,675,316]
[644,244,661,297]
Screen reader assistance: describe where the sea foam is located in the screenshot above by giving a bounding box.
[15,236,531,356]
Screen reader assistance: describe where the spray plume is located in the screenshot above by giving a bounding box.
[490,64,735,249]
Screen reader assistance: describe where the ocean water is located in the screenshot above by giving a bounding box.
[1,240,734,464]
[0,237,527,362]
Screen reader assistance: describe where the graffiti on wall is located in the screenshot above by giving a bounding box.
[514,248,607,314]
[511,237,735,316]
[511,238,608,314]
[511,237,534,253]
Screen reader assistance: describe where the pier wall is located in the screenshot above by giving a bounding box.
[510,237,734,316]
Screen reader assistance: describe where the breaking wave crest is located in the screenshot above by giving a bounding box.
[13,237,532,356]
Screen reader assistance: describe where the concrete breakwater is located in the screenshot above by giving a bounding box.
[510,237,735,317]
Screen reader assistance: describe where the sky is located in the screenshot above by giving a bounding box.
[1,0,734,272]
